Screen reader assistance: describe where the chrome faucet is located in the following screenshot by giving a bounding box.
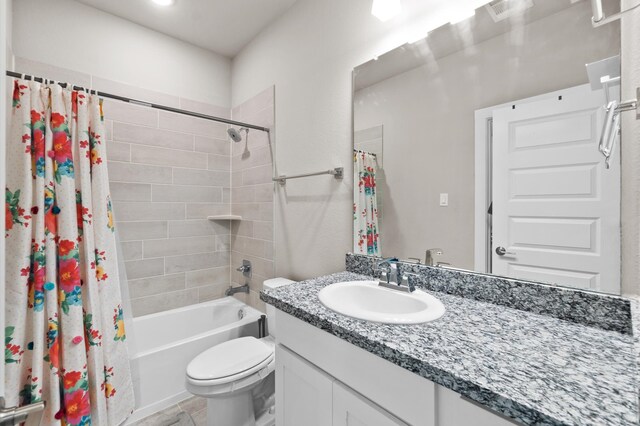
[237,260,252,277]
[377,258,416,293]
[425,248,443,266]
[377,257,399,285]
[225,284,249,296]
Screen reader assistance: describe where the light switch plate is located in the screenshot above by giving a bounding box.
[440,193,449,206]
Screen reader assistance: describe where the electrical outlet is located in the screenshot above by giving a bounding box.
[440,193,449,206]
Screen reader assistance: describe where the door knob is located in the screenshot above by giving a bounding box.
[495,246,516,256]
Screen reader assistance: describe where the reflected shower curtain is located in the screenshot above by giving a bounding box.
[353,150,380,256]
[5,80,134,425]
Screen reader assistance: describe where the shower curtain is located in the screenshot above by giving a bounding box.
[5,80,134,425]
[353,150,380,256]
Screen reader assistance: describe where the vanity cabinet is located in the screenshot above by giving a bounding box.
[275,310,518,426]
[276,344,407,426]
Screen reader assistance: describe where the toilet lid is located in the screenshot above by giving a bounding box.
[187,337,273,381]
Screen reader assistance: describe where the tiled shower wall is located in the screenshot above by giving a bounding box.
[13,58,275,316]
[230,88,276,312]
[106,100,233,317]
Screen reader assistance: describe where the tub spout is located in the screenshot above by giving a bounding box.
[225,284,250,296]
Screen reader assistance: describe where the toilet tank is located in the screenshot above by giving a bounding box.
[263,277,294,339]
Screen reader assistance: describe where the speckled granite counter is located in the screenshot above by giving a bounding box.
[261,271,640,426]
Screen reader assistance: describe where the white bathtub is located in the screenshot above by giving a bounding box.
[125,297,264,424]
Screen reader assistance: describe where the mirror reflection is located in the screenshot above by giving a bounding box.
[352,0,622,294]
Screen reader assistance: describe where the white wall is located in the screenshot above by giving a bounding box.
[621,0,640,296]
[231,0,494,280]
[12,0,231,106]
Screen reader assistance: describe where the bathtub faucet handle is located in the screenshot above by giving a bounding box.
[236,260,252,277]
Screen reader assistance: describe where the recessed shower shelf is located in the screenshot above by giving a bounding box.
[207,215,243,221]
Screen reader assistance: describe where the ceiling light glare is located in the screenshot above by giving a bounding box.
[449,8,476,24]
[409,31,428,44]
[371,0,402,22]
[151,0,175,6]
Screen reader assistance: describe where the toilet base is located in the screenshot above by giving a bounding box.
[206,392,255,426]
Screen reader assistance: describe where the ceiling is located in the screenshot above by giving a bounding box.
[74,0,299,57]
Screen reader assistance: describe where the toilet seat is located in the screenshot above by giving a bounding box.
[186,337,275,396]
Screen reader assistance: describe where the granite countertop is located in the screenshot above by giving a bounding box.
[261,271,640,426]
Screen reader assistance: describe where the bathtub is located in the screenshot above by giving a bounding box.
[125,297,264,424]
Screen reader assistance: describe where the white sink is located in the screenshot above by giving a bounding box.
[317,280,446,324]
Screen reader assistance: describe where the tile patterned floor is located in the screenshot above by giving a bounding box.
[131,396,206,426]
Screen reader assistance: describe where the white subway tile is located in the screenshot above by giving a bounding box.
[242,164,272,185]
[165,252,230,274]
[125,258,164,280]
[92,76,180,107]
[253,221,273,241]
[159,110,228,139]
[194,136,231,155]
[130,289,198,317]
[231,186,255,203]
[151,185,222,203]
[117,221,168,241]
[131,145,207,169]
[103,99,158,127]
[185,203,229,219]
[113,122,194,151]
[254,183,273,202]
[106,141,131,162]
[144,236,216,258]
[120,241,143,261]
[168,220,230,238]
[113,202,185,221]
[208,154,231,171]
[110,182,152,202]
[179,98,231,119]
[186,267,230,288]
[172,169,230,187]
[108,161,172,184]
[129,273,186,299]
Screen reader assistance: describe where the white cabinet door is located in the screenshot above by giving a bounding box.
[437,386,518,426]
[333,382,408,426]
[276,344,333,426]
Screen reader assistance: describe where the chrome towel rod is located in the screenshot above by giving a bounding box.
[273,167,344,186]
[591,0,640,27]
[5,70,270,133]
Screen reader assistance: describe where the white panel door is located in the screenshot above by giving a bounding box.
[276,344,333,426]
[333,382,408,426]
[492,84,620,293]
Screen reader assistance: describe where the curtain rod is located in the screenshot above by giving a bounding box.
[5,70,270,133]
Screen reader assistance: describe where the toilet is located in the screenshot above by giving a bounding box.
[185,278,294,426]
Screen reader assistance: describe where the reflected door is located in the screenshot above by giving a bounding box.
[492,84,620,293]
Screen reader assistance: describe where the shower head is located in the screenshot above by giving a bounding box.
[227,127,248,143]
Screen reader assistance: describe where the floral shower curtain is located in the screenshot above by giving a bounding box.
[5,80,134,425]
[353,150,380,256]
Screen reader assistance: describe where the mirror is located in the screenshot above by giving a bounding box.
[352,0,622,294]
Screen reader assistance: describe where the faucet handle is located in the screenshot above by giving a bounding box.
[401,273,420,292]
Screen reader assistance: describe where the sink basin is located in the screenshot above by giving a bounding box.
[317,280,445,324]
